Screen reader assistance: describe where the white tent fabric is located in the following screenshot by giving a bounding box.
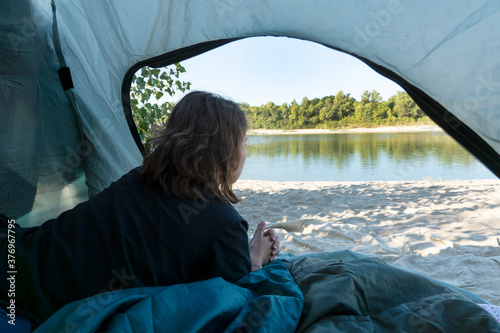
[1,0,499,226]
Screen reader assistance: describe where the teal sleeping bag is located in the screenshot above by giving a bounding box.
[33,260,303,332]
[32,251,500,332]
[284,251,500,332]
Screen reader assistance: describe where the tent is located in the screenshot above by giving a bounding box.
[1,0,499,227]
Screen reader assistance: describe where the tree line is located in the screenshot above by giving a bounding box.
[239,90,431,129]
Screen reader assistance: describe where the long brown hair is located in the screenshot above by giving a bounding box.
[142,91,248,203]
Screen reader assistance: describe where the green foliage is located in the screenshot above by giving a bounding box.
[393,91,425,118]
[241,90,432,130]
[130,63,191,142]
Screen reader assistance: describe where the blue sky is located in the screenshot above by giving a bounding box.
[167,36,403,106]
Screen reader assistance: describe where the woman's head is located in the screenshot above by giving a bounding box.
[142,91,248,203]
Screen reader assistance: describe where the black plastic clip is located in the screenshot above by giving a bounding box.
[58,67,74,91]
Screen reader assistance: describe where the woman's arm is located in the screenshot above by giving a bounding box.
[209,220,253,282]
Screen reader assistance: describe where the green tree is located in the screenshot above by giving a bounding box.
[355,90,381,121]
[289,100,300,127]
[318,97,334,122]
[266,102,281,128]
[373,101,390,120]
[307,98,322,127]
[130,63,191,142]
[393,91,424,118]
[279,103,290,128]
[332,91,355,120]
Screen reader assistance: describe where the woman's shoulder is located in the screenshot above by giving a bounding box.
[176,194,248,232]
[109,166,248,230]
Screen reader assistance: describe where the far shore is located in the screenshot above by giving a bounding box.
[247,125,443,135]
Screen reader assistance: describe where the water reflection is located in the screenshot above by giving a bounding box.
[241,132,496,181]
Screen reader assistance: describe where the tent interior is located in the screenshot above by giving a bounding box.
[1,0,499,331]
[1,0,499,227]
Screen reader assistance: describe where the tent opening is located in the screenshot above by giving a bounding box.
[124,37,497,181]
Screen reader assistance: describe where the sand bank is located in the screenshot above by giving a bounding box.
[234,178,500,305]
[248,125,443,135]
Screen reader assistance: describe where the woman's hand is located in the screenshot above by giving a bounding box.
[249,221,281,270]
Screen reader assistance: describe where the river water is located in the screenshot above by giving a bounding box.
[239,132,497,181]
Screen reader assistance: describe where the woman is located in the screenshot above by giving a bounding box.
[0,91,280,328]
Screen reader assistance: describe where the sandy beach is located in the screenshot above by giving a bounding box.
[234,178,500,305]
[247,125,443,135]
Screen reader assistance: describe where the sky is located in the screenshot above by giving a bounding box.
[164,36,403,106]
